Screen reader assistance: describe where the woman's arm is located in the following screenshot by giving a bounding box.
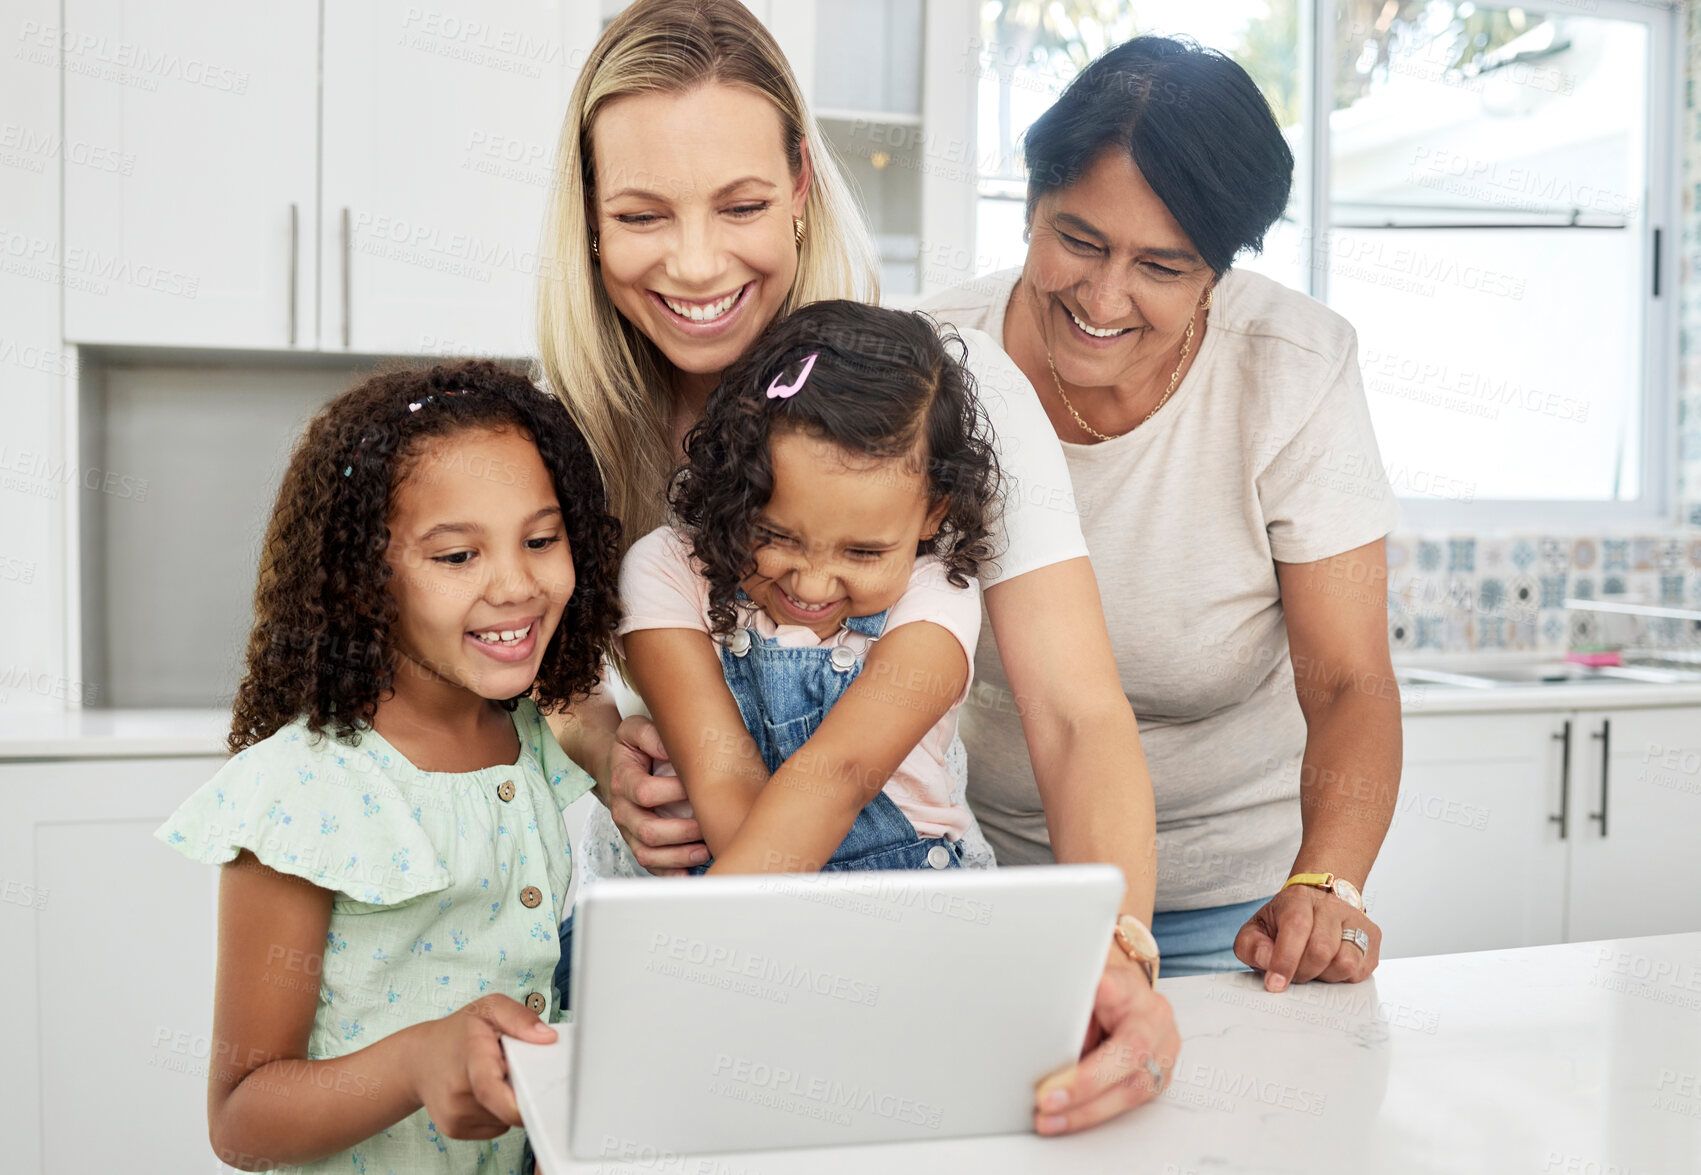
[206,852,554,1169]
[706,620,968,874]
[622,627,773,854]
[1234,538,1401,990]
[983,556,1157,919]
[980,556,1180,1136]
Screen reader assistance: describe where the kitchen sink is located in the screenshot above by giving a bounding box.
[1396,657,1701,690]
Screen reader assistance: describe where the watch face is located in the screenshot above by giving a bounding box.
[1332,879,1364,912]
[1118,915,1158,958]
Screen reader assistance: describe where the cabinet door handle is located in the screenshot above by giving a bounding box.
[1549,720,1571,840]
[341,207,352,349]
[288,203,299,346]
[1588,719,1610,837]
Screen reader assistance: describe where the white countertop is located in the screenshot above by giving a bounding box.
[0,707,228,759]
[1401,678,1701,714]
[5,660,1701,758]
[507,932,1701,1175]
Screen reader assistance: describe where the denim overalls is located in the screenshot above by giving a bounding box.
[687,597,966,874]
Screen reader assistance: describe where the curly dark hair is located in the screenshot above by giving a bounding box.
[228,359,623,753]
[671,300,1001,637]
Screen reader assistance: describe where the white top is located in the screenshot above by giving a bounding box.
[509,930,1701,1175]
[943,325,1092,585]
[919,268,1400,909]
[614,525,986,844]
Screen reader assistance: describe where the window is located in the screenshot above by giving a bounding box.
[967,0,1679,527]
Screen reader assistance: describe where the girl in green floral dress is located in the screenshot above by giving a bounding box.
[157,359,622,1173]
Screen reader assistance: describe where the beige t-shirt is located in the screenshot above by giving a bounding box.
[919,268,1400,910]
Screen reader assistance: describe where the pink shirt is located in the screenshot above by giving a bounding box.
[616,525,982,842]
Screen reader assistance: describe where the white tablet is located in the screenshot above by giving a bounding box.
[567,865,1124,1158]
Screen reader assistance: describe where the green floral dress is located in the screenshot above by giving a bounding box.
[157,697,592,1174]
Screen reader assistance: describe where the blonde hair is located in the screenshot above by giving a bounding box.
[536,0,880,549]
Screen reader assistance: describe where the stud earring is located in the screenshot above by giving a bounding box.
[793,217,806,247]
[590,232,600,260]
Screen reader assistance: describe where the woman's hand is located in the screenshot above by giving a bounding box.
[1233,885,1381,990]
[603,714,709,875]
[404,994,557,1140]
[1033,957,1180,1134]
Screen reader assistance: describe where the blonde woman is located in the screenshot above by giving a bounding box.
[537,0,1176,1135]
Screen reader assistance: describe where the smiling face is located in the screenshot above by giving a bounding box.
[1021,148,1217,391]
[382,427,575,707]
[590,83,810,387]
[741,429,949,640]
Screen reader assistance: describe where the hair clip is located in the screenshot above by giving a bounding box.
[765,352,818,400]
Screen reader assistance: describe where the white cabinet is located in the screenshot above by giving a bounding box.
[320,2,574,356]
[0,755,224,1175]
[62,0,319,349]
[1567,706,1701,941]
[1366,711,1569,957]
[1375,705,1701,959]
[63,0,582,357]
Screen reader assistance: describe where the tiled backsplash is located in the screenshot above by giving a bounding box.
[1386,535,1701,656]
[1383,6,1701,657]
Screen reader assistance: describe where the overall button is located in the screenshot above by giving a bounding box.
[497,780,516,803]
[726,628,752,657]
[926,844,952,870]
[519,886,542,908]
[525,992,547,1015]
[829,644,858,673]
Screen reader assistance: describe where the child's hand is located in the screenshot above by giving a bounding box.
[405,994,556,1140]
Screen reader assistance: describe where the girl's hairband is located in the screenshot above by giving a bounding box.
[766,352,818,400]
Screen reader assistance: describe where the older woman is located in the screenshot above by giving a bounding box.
[537,0,1176,1135]
[921,36,1402,991]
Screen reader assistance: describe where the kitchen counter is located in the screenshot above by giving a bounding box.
[1401,678,1701,714]
[7,669,1701,761]
[0,707,228,759]
[507,932,1701,1175]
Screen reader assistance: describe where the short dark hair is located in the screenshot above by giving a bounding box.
[1022,35,1294,274]
[229,359,623,753]
[671,300,1002,638]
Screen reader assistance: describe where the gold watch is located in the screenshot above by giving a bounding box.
[1282,871,1366,913]
[1113,914,1160,986]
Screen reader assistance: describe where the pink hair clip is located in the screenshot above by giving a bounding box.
[765,352,818,399]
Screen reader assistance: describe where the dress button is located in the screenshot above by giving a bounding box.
[726,628,752,657]
[525,992,547,1015]
[519,886,542,909]
[497,780,516,803]
[829,644,858,673]
[926,844,951,870]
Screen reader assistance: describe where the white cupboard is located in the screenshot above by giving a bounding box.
[1566,707,1701,942]
[319,2,575,356]
[1372,704,1701,959]
[0,755,225,1175]
[62,0,319,349]
[1366,711,1569,957]
[62,0,585,357]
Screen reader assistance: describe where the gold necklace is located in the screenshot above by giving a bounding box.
[1045,289,1211,443]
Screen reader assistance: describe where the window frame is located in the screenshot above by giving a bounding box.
[1310,0,1683,533]
[966,0,1685,532]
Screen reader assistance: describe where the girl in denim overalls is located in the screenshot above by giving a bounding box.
[613,299,1004,881]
